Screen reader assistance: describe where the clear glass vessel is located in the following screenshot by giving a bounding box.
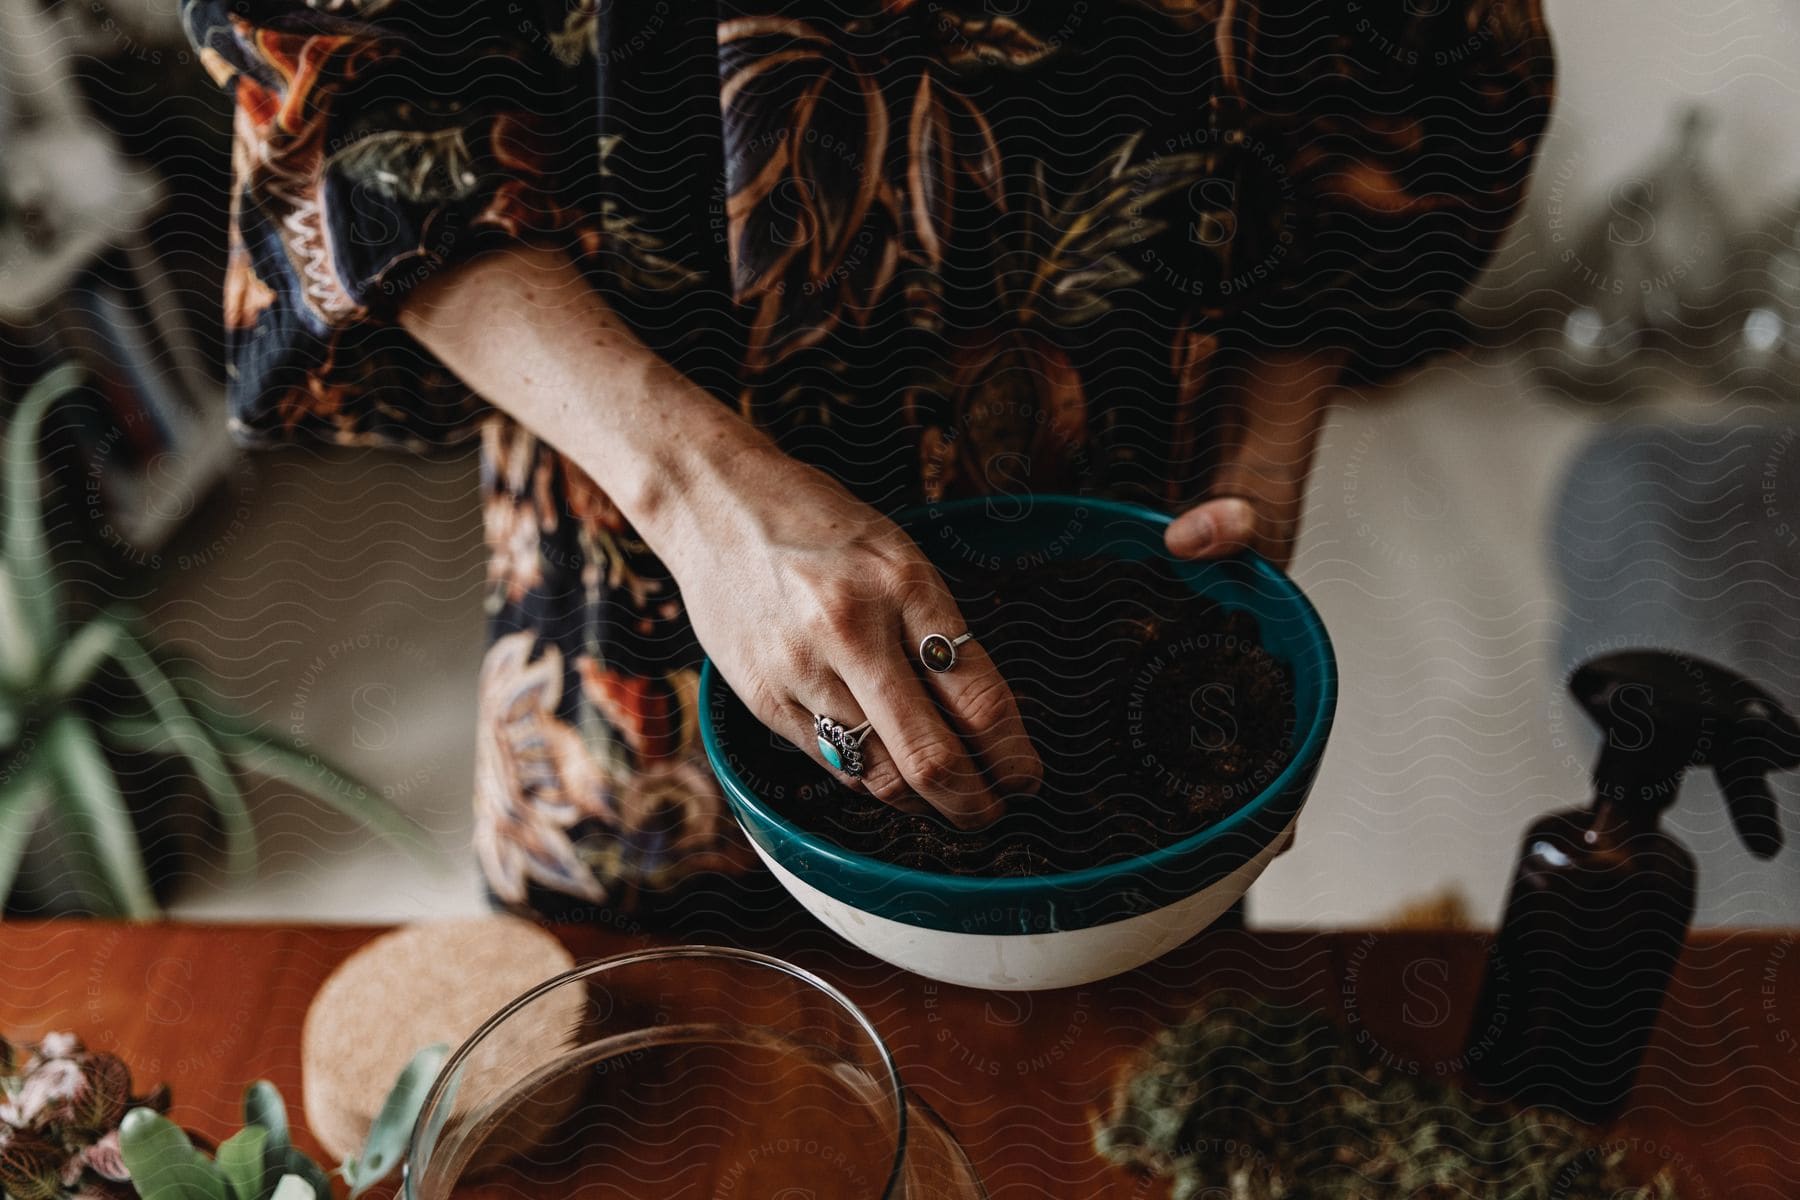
[405,945,985,1199]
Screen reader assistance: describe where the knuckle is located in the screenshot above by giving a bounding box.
[784,650,834,695]
[862,761,906,800]
[892,552,940,588]
[765,643,827,702]
[871,675,921,716]
[744,675,788,722]
[860,755,907,802]
[957,674,1017,733]
[806,587,865,640]
[903,745,962,795]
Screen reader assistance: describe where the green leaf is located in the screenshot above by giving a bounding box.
[0,764,49,907]
[165,674,428,857]
[118,1108,232,1200]
[243,1080,292,1152]
[219,731,429,855]
[243,1084,332,1200]
[0,566,38,688]
[100,715,177,755]
[41,772,118,917]
[343,1043,449,1197]
[0,686,20,752]
[42,714,158,919]
[275,1148,333,1199]
[2,363,82,672]
[269,1176,316,1200]
[105,625,257,879]
[43,619,120,702]
[216,1126,269,1200]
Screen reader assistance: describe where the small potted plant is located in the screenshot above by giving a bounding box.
[0,1028,444,1200]
[0,366,424,916]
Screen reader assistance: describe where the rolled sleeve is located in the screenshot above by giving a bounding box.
[183,0,601,449]
[1214,0,1556,384]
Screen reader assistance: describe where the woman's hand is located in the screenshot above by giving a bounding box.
[1165,350,1347,567]
[400,246,1039,828]
[648,430,1044,827]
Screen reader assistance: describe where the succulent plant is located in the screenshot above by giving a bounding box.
[116,1046,447,1200]
[0,1031,170,1200]
[0,1030,444,1200]
[0,365,427,917]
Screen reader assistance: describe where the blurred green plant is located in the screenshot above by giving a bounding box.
[115,1045,449,1200]
[0,365,426,917]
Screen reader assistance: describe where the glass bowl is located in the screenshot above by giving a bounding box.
[404,946,984,1199]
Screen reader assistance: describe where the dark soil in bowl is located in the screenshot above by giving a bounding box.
[731,558,1300,878]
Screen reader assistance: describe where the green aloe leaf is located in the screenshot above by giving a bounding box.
[343,1043,449,1197]
[0,766,50,909]
[43,714,157,919]
[269,1176,316,1200]
[40,774,116,917]
[105,624,257,879]
[0,567,37,689]
[0,685,20,753]
[216,1126,268,1200]
[220,732,429,853]
[118,1108,231,1200]
[43,619,120,703]
[1,364,82,680]
[168,673,432,859]
[99,715,176,755]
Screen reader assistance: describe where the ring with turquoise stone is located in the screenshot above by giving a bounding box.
[814,714,874,777]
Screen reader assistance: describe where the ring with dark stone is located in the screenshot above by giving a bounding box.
[918,631,973,673]
[814,714,873,777]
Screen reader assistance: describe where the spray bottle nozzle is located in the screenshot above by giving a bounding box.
[1571,650,1800,858]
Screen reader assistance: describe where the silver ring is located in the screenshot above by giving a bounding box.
[815,713,873,778]
[918,631,973,673]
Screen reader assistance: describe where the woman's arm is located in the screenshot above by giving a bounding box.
[400,245,1043,827]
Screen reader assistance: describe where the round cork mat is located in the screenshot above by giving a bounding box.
[301,917,577,1163]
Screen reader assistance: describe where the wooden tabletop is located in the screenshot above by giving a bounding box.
[4,922,1798,1197]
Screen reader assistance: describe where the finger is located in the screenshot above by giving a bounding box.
[769,697,867,792]
[843,657,1002,830]
[1165,495,1264,560]
[898,604,1043,798]
[1177,351,1340,568]
[777,697,932,816]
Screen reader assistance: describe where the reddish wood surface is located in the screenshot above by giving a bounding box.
[3,923,1797,1197]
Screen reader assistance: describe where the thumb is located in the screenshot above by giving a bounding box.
[1164,496,1265,561]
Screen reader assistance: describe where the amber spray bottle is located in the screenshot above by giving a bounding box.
[1465,650,1800,1122]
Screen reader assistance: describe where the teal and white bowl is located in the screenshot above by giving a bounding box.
[700,497,1337,991]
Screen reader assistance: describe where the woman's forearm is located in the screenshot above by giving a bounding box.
[398,243,1039,823]
[397,244,779,553]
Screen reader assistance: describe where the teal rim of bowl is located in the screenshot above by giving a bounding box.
[699,495,1338,934]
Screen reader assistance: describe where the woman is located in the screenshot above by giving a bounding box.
[180,0,1553,919]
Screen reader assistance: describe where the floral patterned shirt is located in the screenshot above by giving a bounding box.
[180,0,1553,919]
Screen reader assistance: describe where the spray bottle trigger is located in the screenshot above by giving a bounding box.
[1718,758,1783,860]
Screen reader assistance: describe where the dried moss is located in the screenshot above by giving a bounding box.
[1094,994,1681,1200]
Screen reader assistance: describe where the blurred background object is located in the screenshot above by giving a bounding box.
[0,0,232,556]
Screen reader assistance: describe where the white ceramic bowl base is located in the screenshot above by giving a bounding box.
[750,816,1297,991]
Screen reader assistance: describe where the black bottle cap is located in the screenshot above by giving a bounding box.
[1571,650,1800,859]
